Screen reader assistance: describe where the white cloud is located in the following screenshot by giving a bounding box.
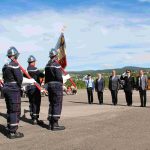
[139,0,150,2]
[102,64,114,68]
[0,7,150,71]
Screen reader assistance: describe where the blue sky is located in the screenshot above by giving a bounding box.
[0,0,150,71]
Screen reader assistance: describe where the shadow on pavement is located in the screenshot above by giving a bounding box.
[0,124,8,137]
[68,101,142,108]
[68,101,90,105]
[20,113,49,129]
[0,112,7,119]
[103,103,141,108]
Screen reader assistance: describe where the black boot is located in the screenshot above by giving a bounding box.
[37,119,44,125]
[32,119,37,125]
[51,122,65,131]
[48,121,51,130]
[7,132,24,139]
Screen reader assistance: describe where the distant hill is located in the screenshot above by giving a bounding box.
[68,66,150,76]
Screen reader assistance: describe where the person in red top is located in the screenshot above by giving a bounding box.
[67,86,72,95]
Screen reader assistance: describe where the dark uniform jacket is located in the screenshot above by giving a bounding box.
[45,59,63,84]
[27,65,44,85]
[2,61,23,88]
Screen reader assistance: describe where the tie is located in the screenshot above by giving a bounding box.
[87,80,89,88]
[140,77,142,87]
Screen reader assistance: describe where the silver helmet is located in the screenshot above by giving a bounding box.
[27,55,36,63]
[7,46,20,59]
[49,48,58,58]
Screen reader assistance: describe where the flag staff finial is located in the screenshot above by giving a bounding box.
[61,25,67,33]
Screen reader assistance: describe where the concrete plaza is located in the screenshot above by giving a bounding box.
[0,90,150,150]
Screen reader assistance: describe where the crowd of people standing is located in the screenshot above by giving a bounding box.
[83,69,148,107]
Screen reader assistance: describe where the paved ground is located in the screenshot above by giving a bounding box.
[0,89,150,150]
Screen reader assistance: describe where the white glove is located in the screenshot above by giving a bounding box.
[62,74,71,84]
[122,72,127,78]
[29,78,36,84]
[82,75,88,81]
[23,77,36,84]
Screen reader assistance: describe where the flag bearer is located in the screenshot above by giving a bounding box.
[45,48,65,131]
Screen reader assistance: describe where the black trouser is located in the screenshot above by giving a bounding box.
[87,87,93,104]
[97,91,103,104]
[48,82,63,125]
[27,85,41,120]
[139,89,146,107]
[0,86,4,98]
[3,83,21,133]
[125,91,132,106]
[110,90,118,105]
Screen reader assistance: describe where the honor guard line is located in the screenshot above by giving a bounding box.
[12,58,48,94]
[11,57,76,94]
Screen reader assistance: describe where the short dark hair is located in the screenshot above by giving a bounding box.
[87,74,91,77]
[126,70,131,73]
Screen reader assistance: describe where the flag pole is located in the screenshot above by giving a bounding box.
[55,28,76,88]
[0,80,4,87]
[13,59,47,93]
[54,60,76,88]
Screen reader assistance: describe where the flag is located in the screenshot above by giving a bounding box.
[55,33,67,69]
[62,74,71,84]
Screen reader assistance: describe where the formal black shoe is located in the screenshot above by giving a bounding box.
[48,125,51,130]
[7,132,24,139]
[48,122,51,130]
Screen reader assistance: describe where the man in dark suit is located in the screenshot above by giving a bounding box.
[121,70,135,106]
[136,70,148,107]
[109,70,120,105]
[95,73,105,104]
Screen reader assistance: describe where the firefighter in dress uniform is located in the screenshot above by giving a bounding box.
[2,47,24,139]
[26,55,44,124]
[45,48,65,131]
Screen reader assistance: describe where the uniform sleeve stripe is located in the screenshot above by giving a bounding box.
[8,65,19,69]
[28,69,38,72]
[46,66,61,69]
